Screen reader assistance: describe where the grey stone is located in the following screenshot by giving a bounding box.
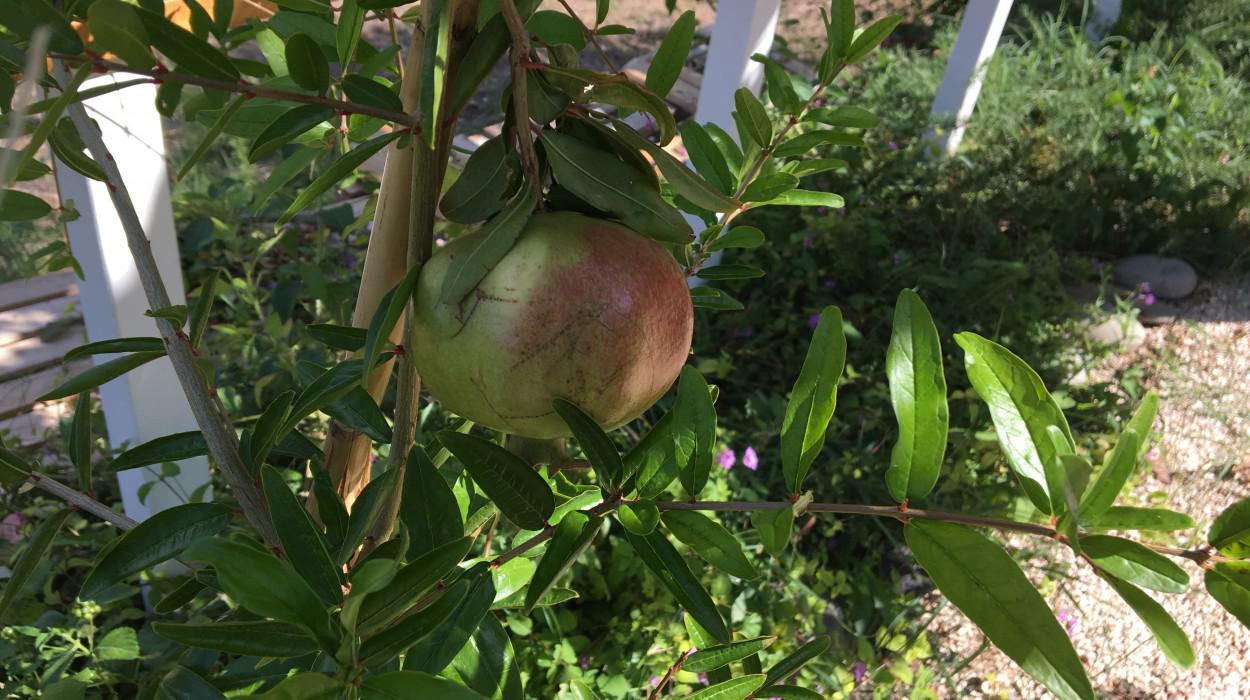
[1112,255,1198,300]
[1084,316,1147,351]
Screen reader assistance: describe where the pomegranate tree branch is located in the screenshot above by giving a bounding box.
[553,0,618,73]
[27,472,139,531]
[58,63,281,549]
[498,0,542,195]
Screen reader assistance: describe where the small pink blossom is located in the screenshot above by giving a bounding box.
[698,673,708,685]
[650,676,660,687]
[1147,448,1161,462]
[1056,608,1078,635]
[718,449,736,470]
[808,313,821,329]
[742,447,759,471]
[852,661,867,683]
[0,512,24,544]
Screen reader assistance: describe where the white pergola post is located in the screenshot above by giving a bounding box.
[55,76,210,521]
[693,0,781,135]
[927,0,1014,156]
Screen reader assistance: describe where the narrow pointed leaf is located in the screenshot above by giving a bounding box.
[249,105,333,163]
[904,520,1094,700]
[440,136,518,224]
[810,105,879,128]
[672,366,716,498]
[695,264,764,280]
[278,131,403,226]
[1080,535,1189,593]
[685,636,775,672]
[403,565,497,674]
[261,466,343,605]
[781,306,846,493]
[289,360,367,431]
[763,635,830,686]
[180,95,246,179]
[401,446,464,558]
[681,121,735,194]
[757,686,823,700]
[772,130,865,158]
[306,323,367,351]
[662,510,757,580]
[439,431,554,530]
[80,504,231,600]
[1088,506,1194,532]
[753,507,793,558]
[754,53,801,115]
[706,226,764,252]
[361,671,492,700]
[337,468,400,564]
[357,537,472,634]
[188,271,219,348]
[646,10,696,98]
[151,620,318,658]
[38,352,165,401]
[619,499,660,535]
[885,289,948,503]
[553,398,623,490]
[363,265,421,385]
[1126,391,1158,458]
[136,8,239,80]
[110,431,206,472]
[70,393,92,489]
[443,612,523,699]
[438,186,537,307]
[623,529,729,643]
[604,117,739,212]
[1079,429,1140,524]
[49,118,107,181]
[1100,574,1194,668]
[525,511,600,613]
[285,33,330,93]
[686,675,765,700]
[733,88,771,148]
[0,510,71,620]
[846,15,902,63]
[1206,562,1250,630]
[1209,496,1250,558]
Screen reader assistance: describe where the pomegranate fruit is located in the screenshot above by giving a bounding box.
[411,211,694,439]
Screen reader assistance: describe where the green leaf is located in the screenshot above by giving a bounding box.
[183,536,337,649]
[361,671,491,700]
[95,626,139,661]
[741,172,799,202]
[443,610,522,699]
[11,64,91,185]
[250,672,343,700]
[646,11,696,98]
[527,10,585,49]
[441,136,518,224]
[619,499,660,535]
[1209,496,1250,558]
[905,520,1094,700]
[826,0,854,61]
[70,393,92,489]
[187,271,218,348]
[0,445,31,487]
[732,88,771,148]
[772,130,865,158]
[249,105,333,163]
[438,431,554,531]
[261,466,343,605]
[403,565,497,674]
[439,186,537,307]
[1206,562,1250,630]
[685,675,765,700]
[810,105,879,128]
[144,304,188,327]
[249,391,294,469]
[781,306,846,493]
[681,121,735,194]
[627,414,679,497]
[401,446,464,558]
[1100,574,1194,668]
[1080,535,1189,593]
[603,117,739,213]
[254,146,322,210]
[706,226,764,253]
[753,54,802,115]
[885,289,948,503]
[337,468,400,564]
[954,332,1074,515]
[276,129,403,227]
[136,8,239,80]
[623,529,729,643]
[80,503,231,600]
[788,158,849,177]
[158,666,227,700]
[363,265,421,385]
[544,66,677,145]
[689,286,745,312]
[1,0,82,53]
[1088,506,1194,532]
[110,431,205,471]
[1079,429,1140,523]
[695,264,765,281]
[1125,391,1158,458]
[45,123,106,181]
[357,537,472,634]
[88,0,153,70]
[342,74,403,113]
[153,577,206,613]
[151,620,318,657]
[285,33,330,93]
[672,365,716,498]
[755,189,846,209]
[685,636,775,672]
[38,352,165,402]
[0,190,52,222]
[756,686,823,700]
[753,507,793,558]
[526,511,600,613]
[662,510,757,580]
[289,360,368,432]
[540,130,692,243]
[336,0,365,68]
[762,635,830,685]
[553,398,623,491]
[306,323,367,352]
[846,15,902,64]
[0,510,70,620]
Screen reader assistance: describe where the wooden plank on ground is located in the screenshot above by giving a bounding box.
[0,360,92,420]
[0,270,78,313]
[0,295,81,347]
[0,400,72,447]
[0,329,83,383]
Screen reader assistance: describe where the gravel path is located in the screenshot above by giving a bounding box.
[927,275,1250,698]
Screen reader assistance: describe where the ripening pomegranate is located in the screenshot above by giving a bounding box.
[411,211,693,438]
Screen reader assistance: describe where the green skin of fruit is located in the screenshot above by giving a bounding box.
[412,211,694,439]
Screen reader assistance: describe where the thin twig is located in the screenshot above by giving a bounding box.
[28,472,139,531]
[647,648,694,700]
[57,63,280,549]
[498,0,542,195]
[554,0,618,73]
[56,56,420,128]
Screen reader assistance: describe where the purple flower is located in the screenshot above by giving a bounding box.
[578,656,589,670]
[887,141,899,151]
[1143,293,1156,306]
[1056,608,1078,635]
[808,313,821,329]
[815,206,829,215]
[822,278,836,289]
[698,673,708,685]
[718,449,736,470]
[835,207,846,217]
[0,512,24,544]
[802,235,815,250]
[742,447,759,471]
[852,661,867,683]
[339,250,358,270]
[649,676,660,688]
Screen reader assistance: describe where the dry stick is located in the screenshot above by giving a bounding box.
[28,472,139,531]
[647,648,694,700]
[554,0,618,73]
[56,56,419,127]
[499,0,542,196]
[58,64,280,549]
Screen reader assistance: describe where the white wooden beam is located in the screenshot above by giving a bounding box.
[1085,0,1122,41]
[693,0,782,134]
[54,75,210,520]
[928,0,1014,156]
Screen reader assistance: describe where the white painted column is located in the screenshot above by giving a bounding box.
[693,0,781,135]
[1085,0,1122,41]
[54,75,210,520]
[927,0,1014,156]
